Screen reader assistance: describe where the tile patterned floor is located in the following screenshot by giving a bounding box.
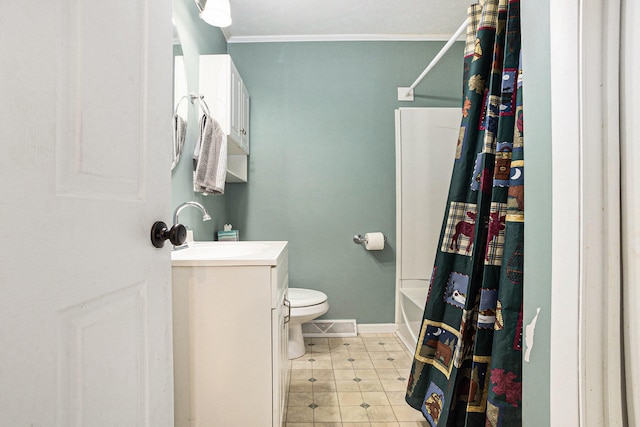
[285,333,429,427]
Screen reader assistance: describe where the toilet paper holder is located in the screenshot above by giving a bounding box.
[353,233,386,245]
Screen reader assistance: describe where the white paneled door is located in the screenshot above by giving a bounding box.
[0,1,174,426]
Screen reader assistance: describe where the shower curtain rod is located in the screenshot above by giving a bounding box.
[398,17,469,101]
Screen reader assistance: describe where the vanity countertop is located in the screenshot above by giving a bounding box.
[170,241,288,267]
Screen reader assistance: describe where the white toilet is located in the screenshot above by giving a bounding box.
[287,288,329,359]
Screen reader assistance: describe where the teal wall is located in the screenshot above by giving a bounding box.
[521,0,552,424]
[171,0,229,239]
[226,41,463,323]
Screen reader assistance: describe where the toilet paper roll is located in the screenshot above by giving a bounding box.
[364,232,385,251]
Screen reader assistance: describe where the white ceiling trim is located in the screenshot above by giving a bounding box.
[226,33,463,43]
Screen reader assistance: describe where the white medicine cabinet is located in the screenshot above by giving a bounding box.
[199,54,250,182]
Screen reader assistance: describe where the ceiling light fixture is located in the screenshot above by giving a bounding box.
[194,0,232,28]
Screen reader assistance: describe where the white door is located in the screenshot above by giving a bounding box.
[0,1,174,426]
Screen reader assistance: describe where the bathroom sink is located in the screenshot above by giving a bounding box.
[178,242,270,258]
[171,241,288,267]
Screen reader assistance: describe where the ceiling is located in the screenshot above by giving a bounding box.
[221,0,472,43]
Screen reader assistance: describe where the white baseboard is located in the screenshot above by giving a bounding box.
[357,323,399,334]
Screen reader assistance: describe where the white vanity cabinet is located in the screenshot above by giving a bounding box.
[172,242,289,427]
[199,54,250,182]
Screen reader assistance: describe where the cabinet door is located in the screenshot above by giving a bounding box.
[229,66,242,145]
[240,81,250,154]
[272,295,289,427]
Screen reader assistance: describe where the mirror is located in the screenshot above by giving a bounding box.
[172,23,189,171]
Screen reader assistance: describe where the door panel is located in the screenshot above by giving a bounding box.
[56,0,146,198]
[0,1,174,425]
[57,283,149,426]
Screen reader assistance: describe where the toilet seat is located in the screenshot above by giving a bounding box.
[288,288,327,308]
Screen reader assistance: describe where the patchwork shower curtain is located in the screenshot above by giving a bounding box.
[405,0,523,426]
